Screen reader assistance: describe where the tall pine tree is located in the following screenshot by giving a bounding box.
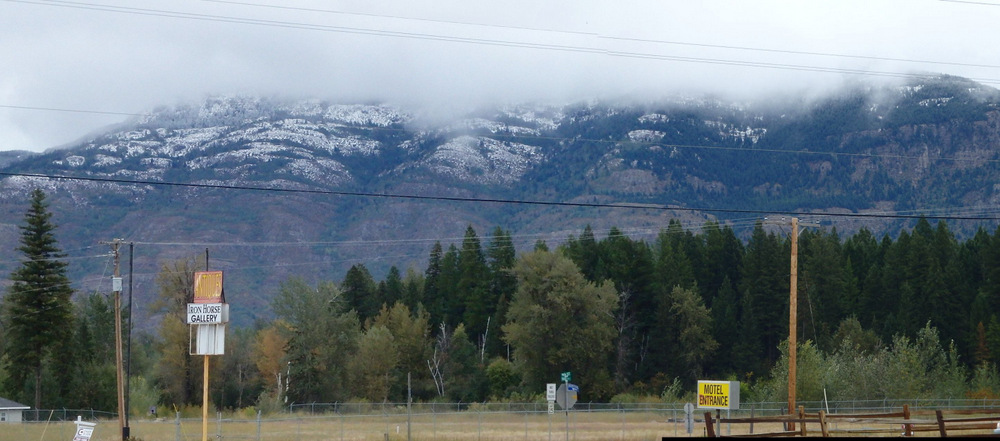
[2,189,75,411]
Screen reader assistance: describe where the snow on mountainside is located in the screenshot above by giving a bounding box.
[1,75,999,327]
[25,97,557,191]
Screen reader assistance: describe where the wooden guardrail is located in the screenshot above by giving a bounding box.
[701,404,1000,437]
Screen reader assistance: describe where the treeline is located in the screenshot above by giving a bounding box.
[7,194,1000,413]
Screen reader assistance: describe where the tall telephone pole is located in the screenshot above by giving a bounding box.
[764,217,818,430]
[788,217,799,430]
[101,238,128,441]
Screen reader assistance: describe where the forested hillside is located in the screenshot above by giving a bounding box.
[1,75,1000,412]
[12,217,1000,412]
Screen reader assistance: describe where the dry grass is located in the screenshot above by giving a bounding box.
[3,410,999,440]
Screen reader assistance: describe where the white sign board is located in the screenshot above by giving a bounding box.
[186,303,228,325]
[72,419,96,441]
[190,323,226,355]
[546,383,557,402]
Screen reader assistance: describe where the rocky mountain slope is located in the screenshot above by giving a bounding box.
[1,75,998,326]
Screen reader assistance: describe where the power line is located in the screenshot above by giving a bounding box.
[602,36,1000,71]
[1,170,996,221]
[0,104,149,117]
[6,0,1000,86]
[201,0,597,37]
[210,0,1000,72]
[939,0,1000,5]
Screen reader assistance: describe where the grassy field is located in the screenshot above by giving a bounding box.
[3,410,999,440]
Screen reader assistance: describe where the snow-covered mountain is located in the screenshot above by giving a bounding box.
[1,75,998,326]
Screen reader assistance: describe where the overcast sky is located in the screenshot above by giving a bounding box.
[1,0,998,152]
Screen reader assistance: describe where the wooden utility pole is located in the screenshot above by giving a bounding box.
[203,250,210,441]
[788,217,798,431]
[101,238,127,441]
[764,217,818,431]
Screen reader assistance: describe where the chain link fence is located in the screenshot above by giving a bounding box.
[7,399,1000,441]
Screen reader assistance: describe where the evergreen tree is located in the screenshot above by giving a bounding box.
[562,225,601,281]
[66,293,117,409]
[341,264,378,323]
[701,221,743,307]
[1,189,75,411]
[401,267,424,313]
[843,227,880,320]
[443,324,487,402]
[653,220,696,294]
[439,244,461,328]
[486,227,517,359]
[599,228,656,384]
[710,276,740,373]
[274,278,360,403]
[738,221,787,368]
[799,229,850,351]
[457,226,492,350]
[423,242,445,327]
[377,266,404,310]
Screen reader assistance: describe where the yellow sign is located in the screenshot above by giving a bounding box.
[697,380,740,410]
[194,271,223,304]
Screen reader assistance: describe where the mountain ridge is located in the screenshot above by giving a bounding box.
[1,74,998,327]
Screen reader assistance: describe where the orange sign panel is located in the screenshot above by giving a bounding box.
[194,271,223,304]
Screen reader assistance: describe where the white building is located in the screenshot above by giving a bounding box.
[0,397,29,423]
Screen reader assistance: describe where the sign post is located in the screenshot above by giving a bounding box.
[559,372,572,415]
[557,373,575,441]
[684,402,694,434]
[188,270,228,441]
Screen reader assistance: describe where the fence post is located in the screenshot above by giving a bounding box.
[704,412,715,437]
[175,411,181,441]
[524,405,529,441]
[256,409,262,441]
[618,403,625,441]
[903,404,912,437]
[935,409,946,437]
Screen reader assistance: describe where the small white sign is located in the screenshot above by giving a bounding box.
[72,418,96,441]
[546,383,557,402]
[186,303,227,325]
[548,402,555,415]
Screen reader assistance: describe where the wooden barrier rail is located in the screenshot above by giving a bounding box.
[700,405,1000,437]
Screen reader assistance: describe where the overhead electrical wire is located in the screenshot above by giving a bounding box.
[1,170,997,221]
[939,0,1000,5]
[0,104,149,117]
[200,0,597,37]
[206,0,1000,71]
[4,0,1000,86]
